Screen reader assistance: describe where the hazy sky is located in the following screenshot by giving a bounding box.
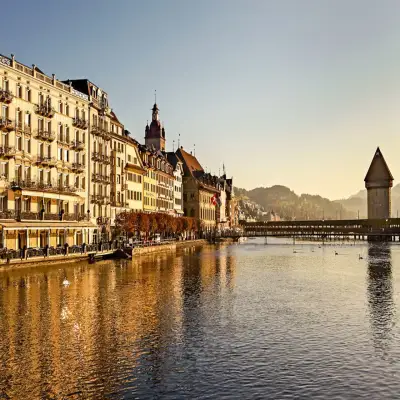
[3,0,400,199]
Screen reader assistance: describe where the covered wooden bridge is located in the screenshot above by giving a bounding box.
[241,219,400,242]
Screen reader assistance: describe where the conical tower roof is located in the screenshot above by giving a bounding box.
[364,147,393,187]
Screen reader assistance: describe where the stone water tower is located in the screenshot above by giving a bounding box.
[364,147,393,219]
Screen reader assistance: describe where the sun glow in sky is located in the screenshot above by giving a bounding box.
[4,0,400,199]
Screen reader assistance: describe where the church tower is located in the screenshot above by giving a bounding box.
[145,103,166,151]
[364,147,394,219]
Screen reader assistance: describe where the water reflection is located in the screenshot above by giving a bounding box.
[367,242,395,354]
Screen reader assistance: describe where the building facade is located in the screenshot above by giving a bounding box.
[176,147,219,231]
[167,152,184,215]
[0,54,96,249]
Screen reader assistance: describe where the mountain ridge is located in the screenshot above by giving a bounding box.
[235,183,400,221]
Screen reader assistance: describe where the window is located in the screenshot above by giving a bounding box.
[59,102,63,114]
[0,162,7,179]
[25,139,31,153]
[15,136,21,151]
[64,149,69,161]
[25,88,31,102]
[117,174,120,184]
[16,84,22,98]
[22,114,30,131]
[58,147,62,160]
[134,157,137,164]
[117,157,120,167]
[1,105,8,119]
[128,155,131,162]
[66,104,69,116]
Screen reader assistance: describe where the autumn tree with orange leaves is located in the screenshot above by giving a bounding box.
[115,211,199,239]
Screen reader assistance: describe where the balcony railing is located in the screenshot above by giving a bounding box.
[9,180,79,195]
[91,126,105,137]
[0,118,14,132]
[23,126,32,136]
[0,89,13,104]
[0,146,15,158]
[91,173,110,184]
[34,129,55,142]
[91,152,110,164]
[97,216,110,225]
[34,104,55,118]
[72,162,85,172]
[34,156,57,167]
[72,118,88,129]
[91,126,111,141]
[71,140,85,151]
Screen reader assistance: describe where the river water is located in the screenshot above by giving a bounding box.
[0,238,399,399]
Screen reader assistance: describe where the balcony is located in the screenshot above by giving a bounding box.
[0,89,13,104]
[91,173,110,184]
[9,180,78,195]
[72,118,88,130]
[23,126,32,136]
[91,152,110,164]
[0,146,15,158]
[60,161,72,171]
[71,140,85,151]
[34,103,55,118]
[72,162,85,172]
[34,156,57,167]
[34,129,55,142]
[0,118,14,132]
[91,126,105,137]
[97,216,110,225]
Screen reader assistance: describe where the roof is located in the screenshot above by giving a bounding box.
[166,152,183,168]
[175,147,204,176]
[364,147,394,183]
[62,79,90,95]
[176,147,220,193]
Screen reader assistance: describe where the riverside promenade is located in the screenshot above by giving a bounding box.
[0,239,209,270]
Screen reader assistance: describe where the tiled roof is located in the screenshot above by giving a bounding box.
[176,147,204,177]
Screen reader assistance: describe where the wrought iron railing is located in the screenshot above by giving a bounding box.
[33,129,55,142]
[0,146,15,158]
[71,140,85,151]
[0,118,14,131]
[72,118,88,129]
[34,104,55,118]
[0,89,13,104]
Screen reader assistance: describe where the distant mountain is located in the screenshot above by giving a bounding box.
[335,183,400,218]
[235,185,354,221]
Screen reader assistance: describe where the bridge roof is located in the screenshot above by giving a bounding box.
[364,147,393,183]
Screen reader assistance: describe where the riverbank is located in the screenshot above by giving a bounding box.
[0,239,212,271]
